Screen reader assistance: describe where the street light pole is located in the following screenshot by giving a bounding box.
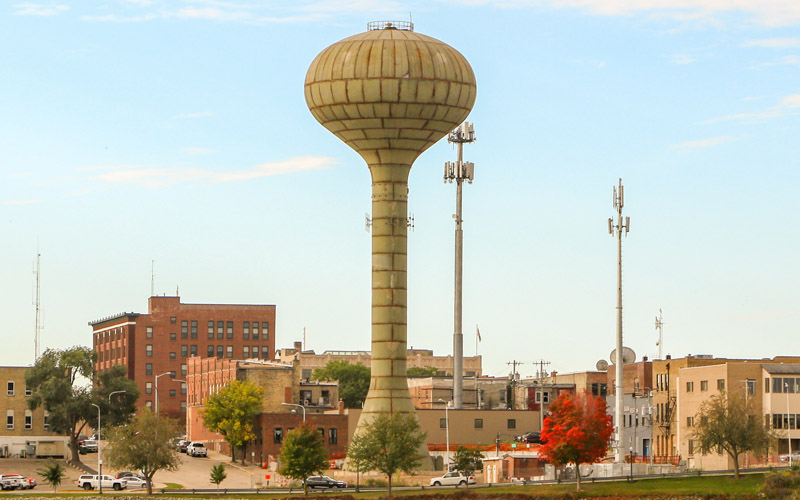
[154,372,172,416]
[438,399,451,470]
[91,403,103,495]
[282,403,306,422]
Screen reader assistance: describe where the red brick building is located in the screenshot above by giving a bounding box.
[89,296,276,419]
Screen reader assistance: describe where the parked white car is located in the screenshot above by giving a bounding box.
[0,474,27,490]
[121,475,147,489]
[429,471,476,486]
[186,442,207,457]
[77,474,127,491]
[780,452,800,463]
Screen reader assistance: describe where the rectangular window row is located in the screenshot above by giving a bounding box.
[273,427,337,445]
[767,377,800,394]
[770,413,800,430]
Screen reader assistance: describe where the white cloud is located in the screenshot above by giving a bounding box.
[670,54,696,64]
[88,156,338,188]
[763,55,800,66]
[173,111,214,119]
[741,37,800,48]
[13,3,68,16]
[674,136,739,150]
[702,93,800,123]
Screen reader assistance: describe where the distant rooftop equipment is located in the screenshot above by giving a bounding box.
[609,347,636,365]
[596,359,609,371]
[367,20,414,31]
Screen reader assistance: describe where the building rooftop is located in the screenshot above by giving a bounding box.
[763,364,800,374]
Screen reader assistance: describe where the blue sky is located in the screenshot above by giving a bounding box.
[2,0,798,380]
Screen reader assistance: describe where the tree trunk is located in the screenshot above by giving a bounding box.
[732,452,740,479]
[388,473,393,498]
[146,478,153,496]
[575,463,582,492]
[68,439,80,463]
[230,446,236,463]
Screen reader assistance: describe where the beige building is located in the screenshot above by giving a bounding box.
[0,366,66,457]
[409,376,511,410]
[276,342,482,380]
[673,358,800,469]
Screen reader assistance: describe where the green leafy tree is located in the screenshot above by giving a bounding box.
[25,347,138,462]
[540,391,613,491]
[407,366,439,377]
[346,431,372,492]
[352,412,427,497]
[312,360,370,408]
[201,379,264,464]
[278,423,329,497]
[210,463,228,491]
[452,446,484,489]
[37,459,67,493]
[692,389,774,479]
[104,409,182,495]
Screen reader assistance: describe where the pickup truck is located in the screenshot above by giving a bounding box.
[77,475,127,490]
[0,474,27,490]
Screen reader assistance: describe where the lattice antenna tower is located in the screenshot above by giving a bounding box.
[33,251,43,361]
[655,308,664,360]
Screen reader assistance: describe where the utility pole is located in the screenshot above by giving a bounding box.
[533,359,551,430]
[506,360,523,409]
[33,251,43,361]
[608,178,631,463]
[444,122,476,410]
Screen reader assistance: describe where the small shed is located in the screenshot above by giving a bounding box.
[483,454,545,483]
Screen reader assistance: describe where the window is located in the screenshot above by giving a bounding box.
[253,322,260,339]
[190,345,197,357]
[24,410,32,430]
[787,380,796,394]
[773,414,783,429]
[243,346,250,358]
[191,321,198,339]
[169,389,176,398]
[181,345,188,358]
[226,321,234,339]
[170,332,176,341]
[252,346,259,358]
[25,386,31,397]
[700,380,708,391]
[329,428,338,445]
[262,322,270,340]
[262,346,269,359]
[146,326,153,338]
[508,419,516,429]
[181,401,186,412]
[717,379,725,391]
[474,418,483,429]
[169,371,176,378]
[146,363,153,376]
[440,418,447,429]
[686,381,694,392]
[170,316,177,324]
[6,410,14,430]
[181,382,187,395]
[688,439,695,455]
[7,381,15,396]
[226,346,233,358]
[747,379,756,396]
[145,401,152,409]
[774,377,784,393]
[170,352,176,360]
[217,321,224,339]
[318,428,325,440]
[273,428,283,444]
[766,378,771,393]
[181,320,188,339]
[687,416,694,427]
[146,344,153,357]
[207,321,214,339]
[208,345,215,357]
[145,382,152,394]
[43,412,49,429]
[181,364,187,377]
[216,346,223,358]
[243,322,250,339]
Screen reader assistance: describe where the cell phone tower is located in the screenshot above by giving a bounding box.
[305,21,477,462]
[608,178,630,463]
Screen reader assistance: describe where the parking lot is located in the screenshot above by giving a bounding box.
[0,446,269,492]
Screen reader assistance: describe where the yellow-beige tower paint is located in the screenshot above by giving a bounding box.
[304,21,476,456]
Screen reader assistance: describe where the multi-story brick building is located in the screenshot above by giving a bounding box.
[89,296,276,419]
[0,366,66,457]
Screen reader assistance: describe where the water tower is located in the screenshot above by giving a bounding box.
[305,21,477,452]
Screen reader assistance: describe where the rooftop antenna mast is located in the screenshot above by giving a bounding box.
[33,251,43,361]
[445,122,476,410]
[608,177,630,464]
[655,309,664,360]
[151,260,155,296]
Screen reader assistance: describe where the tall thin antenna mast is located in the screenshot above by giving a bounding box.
[445,122,476,410]
[303,327,306,351]
[608,177,631,464]
[33,251,43,361]
[655,309,664,360]
[151,260,155,297]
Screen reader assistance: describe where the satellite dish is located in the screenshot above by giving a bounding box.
[609,347,636,365]
[596,359,609,371]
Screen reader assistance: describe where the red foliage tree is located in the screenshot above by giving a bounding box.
[539,390,613,490]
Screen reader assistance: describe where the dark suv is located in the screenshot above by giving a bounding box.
[515,431,544,443]
[306,476,347,489]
